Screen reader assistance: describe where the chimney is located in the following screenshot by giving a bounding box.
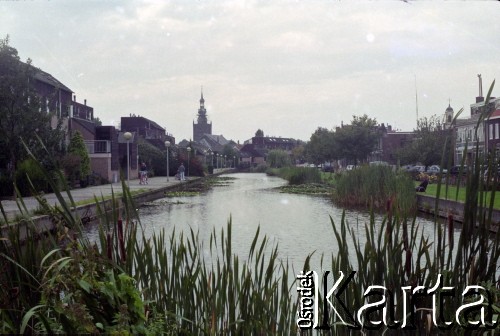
[476,74,484,103]
[73,95,76,101]
[388,125,392,132]
[84,99,87,106]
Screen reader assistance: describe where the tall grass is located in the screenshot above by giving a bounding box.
[333,165,416,215]
[267,166,322,185]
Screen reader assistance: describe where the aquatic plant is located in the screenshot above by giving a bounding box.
[333,165,417,215]
[268,166,322,185]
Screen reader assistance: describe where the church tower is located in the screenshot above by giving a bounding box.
[444,100,454,129]
[193,89,212,142]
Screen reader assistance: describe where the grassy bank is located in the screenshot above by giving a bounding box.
[419,182,500,209]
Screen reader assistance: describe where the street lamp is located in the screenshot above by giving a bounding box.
[224,155,227,168]
[165,140,171,182]
[187,147,191,178]
[216,154,219,169]
[123,132,132,186]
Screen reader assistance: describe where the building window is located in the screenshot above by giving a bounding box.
[496,123,499,140]
[489,124,494,140]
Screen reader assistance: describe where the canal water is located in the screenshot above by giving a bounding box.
[84,173,456,272]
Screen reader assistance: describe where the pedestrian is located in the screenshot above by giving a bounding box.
[140,162,148,184]
[178,162,185,181]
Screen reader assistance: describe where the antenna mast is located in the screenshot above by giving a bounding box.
[414,75,419,127]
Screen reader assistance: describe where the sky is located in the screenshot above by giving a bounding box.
[1,0,500,143]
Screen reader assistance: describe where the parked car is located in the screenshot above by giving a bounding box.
[449,165,469,175]
[402,164,414,171]
[409,165,425,173]
[426,165,447,174]
[322,165,334,172]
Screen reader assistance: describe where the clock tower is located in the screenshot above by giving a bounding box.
[193,89,212,142]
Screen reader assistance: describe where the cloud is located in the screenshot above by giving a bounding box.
[1,1,499,141]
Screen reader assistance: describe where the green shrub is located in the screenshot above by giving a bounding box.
[268,166,321,185]
[68,131,91,180]
[14,158,48,196]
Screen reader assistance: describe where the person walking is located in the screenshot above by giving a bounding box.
[139,162,148,184]
[178,162,186,181]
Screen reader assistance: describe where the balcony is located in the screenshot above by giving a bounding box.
[84,140,111,154]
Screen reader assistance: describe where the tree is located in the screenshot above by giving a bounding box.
[291,142,305,164]
[0,36,65,175]
[221,144,238,167]
[267,150,291,168]
[94,117,103,126]
[137,138,167,176]
[304,127,336,165]
[67,131,91,184]
[255,129,264,137]
[335,114,380,164]
[397,115,452,168]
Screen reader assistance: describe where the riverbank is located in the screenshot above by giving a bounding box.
[417,194,500,233]
[0,169,235,241]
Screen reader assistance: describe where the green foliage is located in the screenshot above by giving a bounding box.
[397,115,454,167]
[304,127,336,165]
[68,131,91,179]
[333,165,416,214]
[0,36,66,171]
[335,114,380,165]
[14,158,48,196]
[255,129,264,137]
[267,149,291,168]
[60,153,81,187]
[138,138,167,176]
[268,166,322,185]
[221,143,238,164]
[305,115,380,166]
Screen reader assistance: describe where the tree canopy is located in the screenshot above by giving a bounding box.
[304,115,379,165]
[335,114,379,165]
[397,115,452,167]
[304,127,336,165]
[0,36,65,174]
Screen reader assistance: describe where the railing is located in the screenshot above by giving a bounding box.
[84,140,111,154]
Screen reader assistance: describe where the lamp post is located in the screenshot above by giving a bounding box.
[123,132,132,186]
[187,147,191,179]
[165,140,170,182]
[216,154,219,169]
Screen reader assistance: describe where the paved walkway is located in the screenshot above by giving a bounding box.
[0,171,228,221]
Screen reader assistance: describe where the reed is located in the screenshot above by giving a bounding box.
[333,165,416,215]
[268,166,322,185]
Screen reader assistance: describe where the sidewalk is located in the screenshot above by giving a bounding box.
[0,175,186,221]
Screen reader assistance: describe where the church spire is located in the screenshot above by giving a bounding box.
[200,86,204,107]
